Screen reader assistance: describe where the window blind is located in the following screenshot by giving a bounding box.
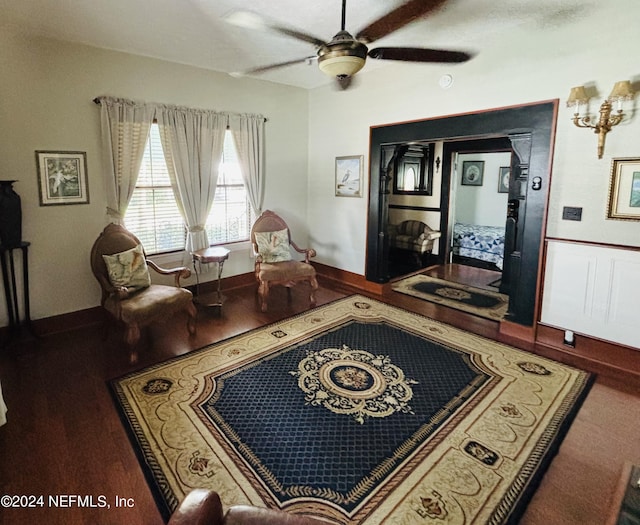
[125,125,252,255]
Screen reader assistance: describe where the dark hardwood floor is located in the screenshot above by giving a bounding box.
[0,274,638,525]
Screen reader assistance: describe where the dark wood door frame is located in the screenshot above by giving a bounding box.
[366,101,558,326]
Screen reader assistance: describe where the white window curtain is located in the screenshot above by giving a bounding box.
[156,106,228,261]
[97,97,155,224]
[229,114,265,216]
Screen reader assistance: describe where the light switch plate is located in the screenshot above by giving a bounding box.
[562,206,582,221]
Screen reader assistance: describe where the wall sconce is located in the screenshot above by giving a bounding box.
[566,80,635,159]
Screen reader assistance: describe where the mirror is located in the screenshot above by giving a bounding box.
[393,144,434,195]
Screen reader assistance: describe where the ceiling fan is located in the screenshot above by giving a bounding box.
[226,0,474,89]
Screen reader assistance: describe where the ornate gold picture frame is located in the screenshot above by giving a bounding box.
[607,157,640,220]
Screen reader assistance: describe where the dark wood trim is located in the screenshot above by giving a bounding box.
[499,319,535,343]
[369,99,560,130]
[536,323,640,392]
[388,204,441,212]
[312,262,384,294]
[26,306,104,337]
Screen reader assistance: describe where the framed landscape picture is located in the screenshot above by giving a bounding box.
[36,151,89,206]
[607,157,640,220]
[461,160,484,186]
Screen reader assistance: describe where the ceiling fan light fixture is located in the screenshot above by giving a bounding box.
[318,54,366,78]
[317,38,368,79]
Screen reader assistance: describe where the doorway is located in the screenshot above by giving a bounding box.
[441,137,514,294]
[366,101,558,327]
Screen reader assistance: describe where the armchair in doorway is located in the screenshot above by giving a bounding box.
[90,223,197,347]
[250,210,318,313]
[387,220,441,266]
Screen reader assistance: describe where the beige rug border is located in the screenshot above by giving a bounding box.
[112,294,591,524]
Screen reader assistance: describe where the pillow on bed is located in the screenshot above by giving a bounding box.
[102,244,151,291]
[255,229,292,263]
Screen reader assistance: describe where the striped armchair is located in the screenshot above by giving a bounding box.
[388,220,441,257]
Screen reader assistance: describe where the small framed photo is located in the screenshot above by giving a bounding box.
[461,160,484,186]
[498,166,510,193]
[335,155,363,197]
[607,157,640,220]
[36,151,89,206]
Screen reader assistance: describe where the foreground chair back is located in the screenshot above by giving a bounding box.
[90,223,196,347]
[168,489,325,525]
[250,210,318,312]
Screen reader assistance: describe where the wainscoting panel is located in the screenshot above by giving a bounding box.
[541,240,640,349]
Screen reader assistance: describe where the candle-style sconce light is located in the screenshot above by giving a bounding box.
[566,80,635,159]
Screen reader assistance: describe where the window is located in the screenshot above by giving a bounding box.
[205,132,252,245]
[125,124,184,254]
[125,124,252,255]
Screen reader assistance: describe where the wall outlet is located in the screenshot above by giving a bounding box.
[563,330,576,347]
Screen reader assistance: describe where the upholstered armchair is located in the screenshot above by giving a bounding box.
[168,489,325,525]
[387,220,441,263]
[250,210,318,313]
[90,223,197,346]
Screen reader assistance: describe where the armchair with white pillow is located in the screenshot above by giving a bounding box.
[250,210,318,313]
[90,223,197,348]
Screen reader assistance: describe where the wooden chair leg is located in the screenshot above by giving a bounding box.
[309,276,318,307]
[124,323,141,347]
[186,302,197,335]
[258,281,269,312]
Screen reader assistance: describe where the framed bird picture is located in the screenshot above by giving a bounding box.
[335,155,363,197]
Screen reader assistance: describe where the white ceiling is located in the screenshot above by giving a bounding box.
[1,0,594,89]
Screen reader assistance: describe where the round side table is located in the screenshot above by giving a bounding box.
[191,247,230,308]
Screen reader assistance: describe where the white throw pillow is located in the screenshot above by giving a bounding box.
[255,229,292,263]
[102,244,151,291]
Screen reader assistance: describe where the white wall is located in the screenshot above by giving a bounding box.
[0,30,308,324]
[307,0,640,280]
[454,152,511,227]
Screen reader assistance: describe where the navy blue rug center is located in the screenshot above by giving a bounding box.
[197,320,491,511]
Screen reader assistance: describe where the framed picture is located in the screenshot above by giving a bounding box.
[36,151,89,206]
[461,160,484,186]
[335,155,363,197]
[607,157,640,220]
[498,166,510,193]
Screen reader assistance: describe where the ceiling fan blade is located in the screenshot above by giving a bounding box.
[232,56,317,76]
[356,0,450,43]
[224,10,326,47]
[368,47,473,63]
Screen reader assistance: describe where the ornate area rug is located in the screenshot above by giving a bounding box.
[392,275,509,321]
[110,295,591,524]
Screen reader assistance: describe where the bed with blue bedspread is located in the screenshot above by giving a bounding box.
[453,223,505,270]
